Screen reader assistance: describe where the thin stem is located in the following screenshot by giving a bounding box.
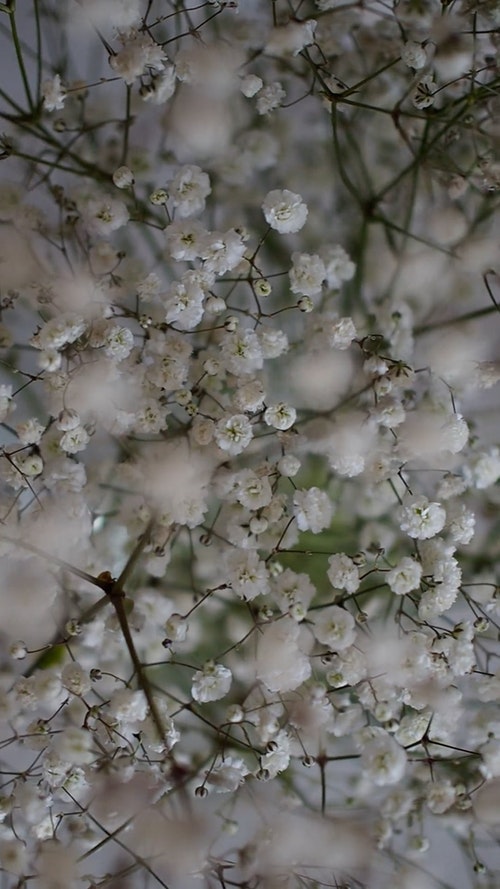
[10,7,34,110]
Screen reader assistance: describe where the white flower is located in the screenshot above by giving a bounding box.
[15,418,45,445]
[412,74,436,109]
[32,315,87,351]
[445,501,475,545]
[59,425,90,454]
[109,28,166,85]
[426,780,456,814]
[109,689,148,724]
[313,605,356,651]
[401,41,427,70]
[293,487,333,533]
[320,245,355,288]
[360,732,407,786]
[104,325,134,360]
[233,380,265,415]
[205,756,249,792]
[140,66,177,104]
[221,329,263,375]
[256,81,286,114]
[165,219,208,261]
[169,165,211,218]
[271,569,316,617]
[55,726,94,765]
[478,740,500,780]
[263,402,297,431]
[264,20,317,57]
[61,662,91,697]
[399,495,446,540]
[465,447,500,489]
[42,74,66,111]
[240,74,263,97]
[278,454,301,477]
[328,317,357,349]
[418,583,458,620]
[235,469,273,510]
[326,646,367,687]
[260,729,291,776]
[0,384,15,422]
[290,252,325,297]
[191,661,232,703]
[262,189,308,234]
[214,414,253,455]
[163,278,205,330]
[225,549,270,600]
[327,553,360,594]
[260,328,289,359]
[201,228,246,275]
[386,557,422,595]
[256,617,311,692]
[112,165,134,189]
[81,196,129,236]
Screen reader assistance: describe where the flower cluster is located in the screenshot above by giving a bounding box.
[0,1,500,888]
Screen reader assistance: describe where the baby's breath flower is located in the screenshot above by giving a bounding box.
[262,189,308,234]
[42,74,66,111]
[191,661,232,703]
[399,495,446,540]
[214,414,253,455]
[263,402,297,431]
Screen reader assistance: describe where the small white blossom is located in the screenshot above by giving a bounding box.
[109,689,148,724]
[360,731,407,786]
[293,487,333,533]
[412,74,436,109]
[240,74,263,97]
[222,329,263,375]
[465,447,500,489]
[327,553,360,594]
[289,252,325,297]
[165,219,208,261]
[214,414,253,455]
[320,245,355,289]
[109,28,166,85]
[169,165,211,218]
[313,605,356,651]
[386,557,422,595]
[42,74,66,111]
[262,189,308,234]
[140,66,177,103]
[256,81,286,114]
[278,454,301,477]
[328,317,357,349]
[401,41,427,70]
[205,756,249,792]
[263,402,297,431]
[191,661,232,703]
[399,495,446,540]
[260,729,291,777]
[104,325,134,360]
[225,549,270,600]
[426,780,456,814]
[81,196,129,236]
[59,425,90,454]
[61,662,91,697]
[15,418,45,445]
[201,228,246,275]
[265,20,317,57]
[256,617,311,692]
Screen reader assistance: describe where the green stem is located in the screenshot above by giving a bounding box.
[33,0,42,103]
[10,7,34,110]
[415,304,500,336]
